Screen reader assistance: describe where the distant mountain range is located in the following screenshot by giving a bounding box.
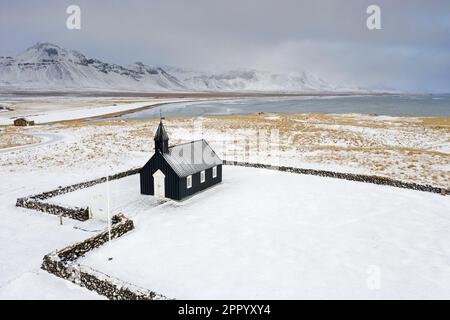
[0,42,359,93]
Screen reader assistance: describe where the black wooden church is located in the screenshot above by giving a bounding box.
[140,120,222,200]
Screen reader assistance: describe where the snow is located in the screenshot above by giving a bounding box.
[0,43,187,92]
[0,100,186,125]
[47,174,163,218]
[0,106,448,299]
[79,166,450,299]
[163,67,343,92]
[0,42,358,93]
[0,271,104,300]
[0,116,10,125]
[0,167,108,299]
[0,133,63,153]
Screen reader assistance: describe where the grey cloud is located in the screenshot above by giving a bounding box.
[0,0,449,92]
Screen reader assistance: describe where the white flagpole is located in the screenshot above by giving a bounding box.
[106,174,113,261]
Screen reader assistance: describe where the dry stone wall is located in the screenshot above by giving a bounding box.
[17,168,166,299]
[28,162,447,299]
[41,213,167,300]
[223,160,448,195]
[16,168,140,221]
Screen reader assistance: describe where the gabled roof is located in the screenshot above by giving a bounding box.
[154,121,169,141]
[162,139,222,177]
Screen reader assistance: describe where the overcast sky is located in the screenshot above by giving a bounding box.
[1,0,449,92]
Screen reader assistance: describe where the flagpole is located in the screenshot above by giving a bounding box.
[106,174,113,261]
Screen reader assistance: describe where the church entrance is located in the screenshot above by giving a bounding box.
[153,170,165,198]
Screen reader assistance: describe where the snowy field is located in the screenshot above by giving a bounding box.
[0,167,112,299]
[0,271,104,300]
[79,166,450,299]
[2,113,448,187]
[47,174,164,218]
[0,106,448,299]
[0,99,191,125]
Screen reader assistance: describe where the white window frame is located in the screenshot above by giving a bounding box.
[212,166,217,178]
[186,175,192,189]
[200,170,205,183]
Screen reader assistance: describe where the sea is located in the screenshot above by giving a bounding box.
[113,94,450,120]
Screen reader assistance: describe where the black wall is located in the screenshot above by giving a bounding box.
[140,154,222,201]
[179,164,222,199]
[140,153,180,200]
[155,139,169,154]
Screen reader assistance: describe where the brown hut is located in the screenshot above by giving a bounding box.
[13,118,35,126]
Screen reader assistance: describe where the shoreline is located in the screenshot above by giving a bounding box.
[0,98,208,126]
[0,90,396,98]
[63,99,204,124]
[1,92,448,126]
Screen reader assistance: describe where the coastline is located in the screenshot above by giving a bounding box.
[0,92,394,126]
[0,90,396,98]
[2,92,448,126]
[0,98,207,126]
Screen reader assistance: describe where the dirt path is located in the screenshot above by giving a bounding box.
[0,133,64,153]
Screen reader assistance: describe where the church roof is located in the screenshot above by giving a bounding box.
[154,121,169,141]
[162,139,222,177]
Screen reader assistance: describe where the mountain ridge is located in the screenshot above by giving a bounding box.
[0,42,357,93]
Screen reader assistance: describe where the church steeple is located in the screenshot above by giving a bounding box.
[154,120,169,153]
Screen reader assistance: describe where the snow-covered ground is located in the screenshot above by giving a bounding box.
[0,99,190,125]
[47,174,163,218]
[0,133,63,153]
[0,108,448,299]
[0,271,104,300]
[0,169,106,299]
[78,166,450,299]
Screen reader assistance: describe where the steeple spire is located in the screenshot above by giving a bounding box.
[154,119,169,153]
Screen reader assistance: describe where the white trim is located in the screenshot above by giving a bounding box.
[212,166,217,178]
[187,175,192,189]
[200,170,205,183]
[153,169,165,178]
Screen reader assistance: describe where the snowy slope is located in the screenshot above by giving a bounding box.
[0,42,343,92]
[162,66,339,92]
[0,43,186,92]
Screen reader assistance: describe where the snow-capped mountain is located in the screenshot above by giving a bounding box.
[0,43,185,92]
[0,42,342,92]
[162,66,337,92]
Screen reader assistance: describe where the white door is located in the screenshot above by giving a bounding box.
[153,170,165,198]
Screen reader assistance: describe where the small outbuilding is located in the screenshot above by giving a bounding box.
[140,120,222,200]
[13,118,35,126]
